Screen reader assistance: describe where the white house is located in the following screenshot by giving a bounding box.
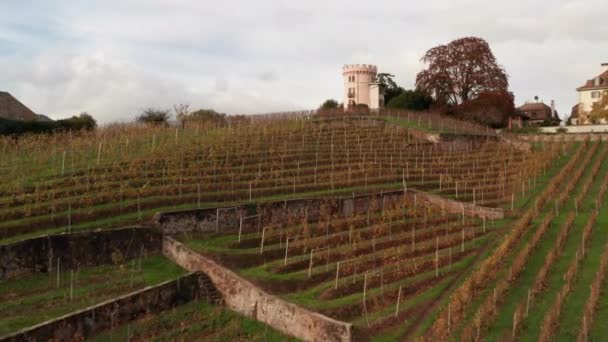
[571,63,608,125]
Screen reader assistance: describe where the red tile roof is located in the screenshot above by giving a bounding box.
[0,92,39,121]
[570,104,579,118]
[577,70,608,91]
[518,102,551,112]
[517,102,560,121]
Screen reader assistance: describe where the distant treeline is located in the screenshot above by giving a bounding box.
[0,113,97,136]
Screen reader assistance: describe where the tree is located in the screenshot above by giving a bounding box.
[455,91,515,128]
[416,37,509,105]
[226,114,251,126]
[136,108,171,126]
[386,89,433,111]
[350,103,370,114]
[588,91,608,123]
[376,73,405,104]
[173,104,190,125]
[182,109,227,127]
[58,112,97,131]
[319,99,340,110]
[376,73,398,89]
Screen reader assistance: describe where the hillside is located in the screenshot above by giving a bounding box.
[3,111,607,341]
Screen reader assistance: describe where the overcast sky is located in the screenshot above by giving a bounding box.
[1,0,607,123]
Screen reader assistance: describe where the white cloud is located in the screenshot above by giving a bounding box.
[0,0,607,122]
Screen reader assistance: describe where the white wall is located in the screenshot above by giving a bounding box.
[369,84,382,109]
[541,124,608,133]
[578,89,605,112]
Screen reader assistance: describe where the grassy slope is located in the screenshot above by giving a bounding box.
[515,143,606,341]
[89,300,297,342]
[590,259,608,339]
[422,142,579,341]
[0,255,185,336]
[371,143,573,340]
[483,142,606,340]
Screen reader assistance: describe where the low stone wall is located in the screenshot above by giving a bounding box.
[406,128,440,143]
[520,133,608,142]
[162,236,353,342]
[539,125,608,134]
[153,189,503,235]
[0,272,217,342]
[0,227,162,281]
[414,190,503,220]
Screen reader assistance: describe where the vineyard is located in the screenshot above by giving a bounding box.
[0,255,184,336]
[2,111,608,341]
[0,113,523,243]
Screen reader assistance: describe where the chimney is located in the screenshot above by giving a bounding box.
[551,100,556,119]
[602,63,608,73]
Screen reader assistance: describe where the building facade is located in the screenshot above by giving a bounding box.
[571,63,608,125]
[517,100,560,126]
[342,64,385,110]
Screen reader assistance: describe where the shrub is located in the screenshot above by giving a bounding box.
[181,109,226,127]
[136,108,171,126]
[0,112,97,136]
[58,112,97,131]
[319,99,340,110]
[386,89,433,111]
[456,91,516,128]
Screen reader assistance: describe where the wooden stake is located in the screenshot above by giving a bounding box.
[512,311,517,337]
[308,249,314,278]
[284,238,290,265]
[70,270,74,301]
[216,208,219,233]
[436,236,439,277]
[260,227,266,254]
[395,285,402,317]
[462,228,465,252]
[61,151,66,175]
[56,257,60,288]
[525,289,530,317]
[363,273,367,301]
[335,262,340,289]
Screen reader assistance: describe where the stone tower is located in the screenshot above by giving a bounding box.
[342,64,384,110]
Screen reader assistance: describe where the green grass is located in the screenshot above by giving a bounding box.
[483,142,606,341]
[589,258,608,339]
[423,142,580,341]
[89,300,297,342]
[554,209,608,341]
[0,255,185,336]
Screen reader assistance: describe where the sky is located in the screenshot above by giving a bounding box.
[1,0,607,123]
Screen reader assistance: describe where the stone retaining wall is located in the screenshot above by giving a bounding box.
[0,273,216,342]
[520,133,608,142]
[162,236,353,342]
[0,227,162,280]
[153,189,503,235]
